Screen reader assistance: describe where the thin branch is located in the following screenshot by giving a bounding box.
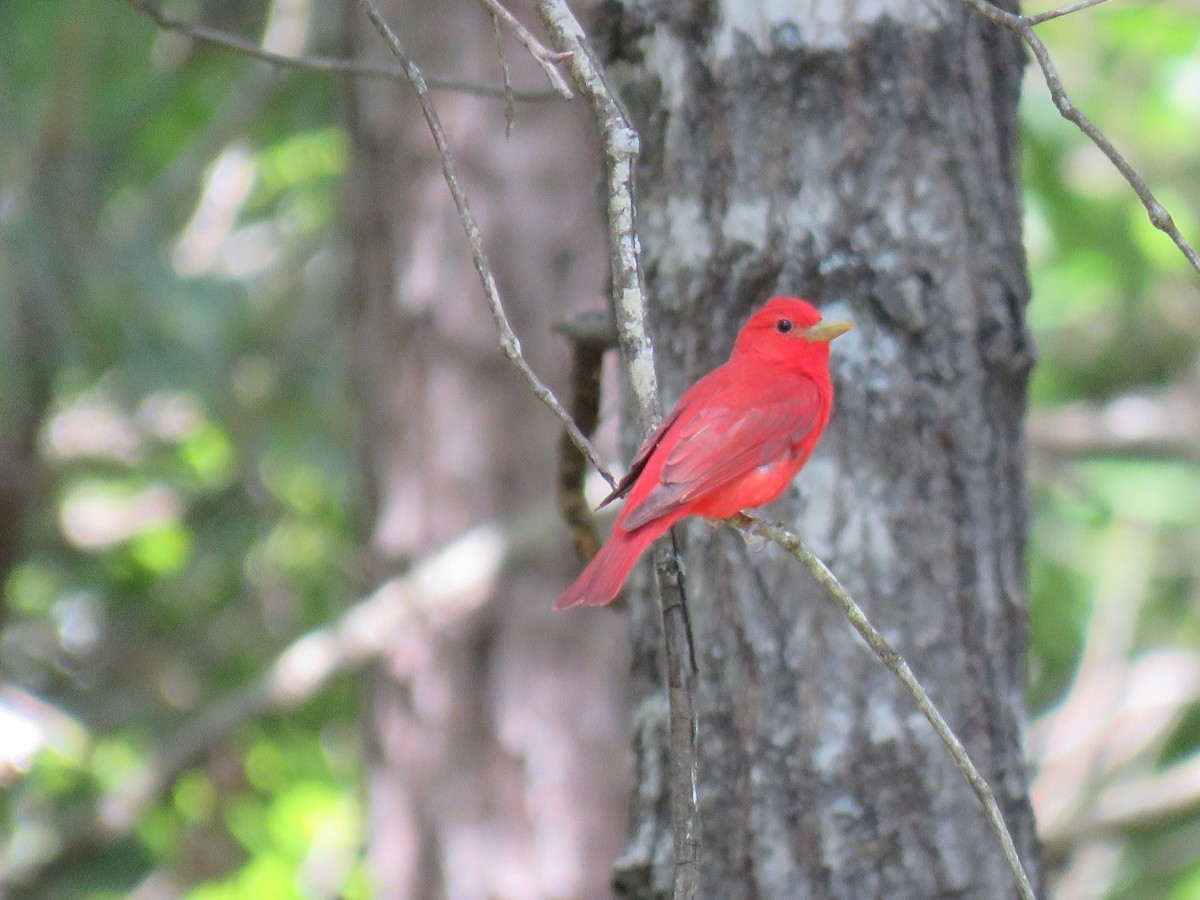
[490,11,517,136]
[353,0,615,490]
[957,0,1200,278]
[1027,0,1114,26]
[535,3,699,896]
[730,513,1038,900]
[533,1,660,434]
[121,0,561,102]
[476,0,573,98]
[657,529,700,899]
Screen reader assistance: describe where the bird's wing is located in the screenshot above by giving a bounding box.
[595,401,687,510]
[621,375,824,530]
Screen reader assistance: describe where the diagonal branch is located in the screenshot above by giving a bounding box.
[353,0,615,490]
[729,513,1038,900]
[1026,0,1114,26]
[956,0,1200,278]
[121,0,561,102]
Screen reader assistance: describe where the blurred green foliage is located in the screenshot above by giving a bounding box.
[1023,2,1200,896]
[1021,4,1200,676]
[0,0,1198,897]
[1,1,363,895]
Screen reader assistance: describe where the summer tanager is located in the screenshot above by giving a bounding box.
[554,296,852,610]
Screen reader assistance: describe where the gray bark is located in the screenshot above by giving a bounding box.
[343,1,630,896]
[602,1,1040,897]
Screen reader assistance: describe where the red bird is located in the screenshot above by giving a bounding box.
[554,296,852,610]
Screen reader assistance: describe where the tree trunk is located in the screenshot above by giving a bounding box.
[602,3,1040,896]
[343,1,629,896]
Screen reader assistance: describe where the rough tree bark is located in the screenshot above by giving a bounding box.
[600,1,1040,896]
[342,1,630,897]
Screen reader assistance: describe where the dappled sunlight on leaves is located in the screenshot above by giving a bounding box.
[59,483,184,552]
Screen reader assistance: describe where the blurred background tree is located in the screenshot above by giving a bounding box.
[0,0,1197,898]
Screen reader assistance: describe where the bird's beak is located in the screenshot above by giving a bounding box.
[802,320,854,343]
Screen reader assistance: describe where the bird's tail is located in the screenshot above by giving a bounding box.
[553,527,659,610]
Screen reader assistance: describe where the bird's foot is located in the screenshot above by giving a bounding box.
[736,521,769,553]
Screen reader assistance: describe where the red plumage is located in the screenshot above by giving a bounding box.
[554,296,851,610]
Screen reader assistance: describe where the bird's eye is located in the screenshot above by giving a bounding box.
[775,319,793,334]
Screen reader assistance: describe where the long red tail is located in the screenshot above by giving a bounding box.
[554,526,660,610]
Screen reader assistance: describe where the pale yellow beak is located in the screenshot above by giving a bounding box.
[802,320,854,343]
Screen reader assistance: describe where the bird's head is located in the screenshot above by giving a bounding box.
[732,296,853,367]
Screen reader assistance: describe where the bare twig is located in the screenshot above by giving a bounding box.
[477,0,573,98]
[957,0,1200,278]
[534,0,660,434]
[353,0,615,489]
[121,0,561,102]
[730,513,1038,900]
[490,12,517,135]
[535,3,699,895]
[1027,0,1114,26]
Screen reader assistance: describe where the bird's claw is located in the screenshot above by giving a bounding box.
[737,523,768,553]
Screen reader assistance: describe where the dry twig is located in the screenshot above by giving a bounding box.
[958,0,1200,278]
[730,513,1039,900]
[490,11,517,135]
[1027,0,1114,26]
[121,0,561,101]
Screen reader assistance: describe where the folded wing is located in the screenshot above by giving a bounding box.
[621,375,823,530]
